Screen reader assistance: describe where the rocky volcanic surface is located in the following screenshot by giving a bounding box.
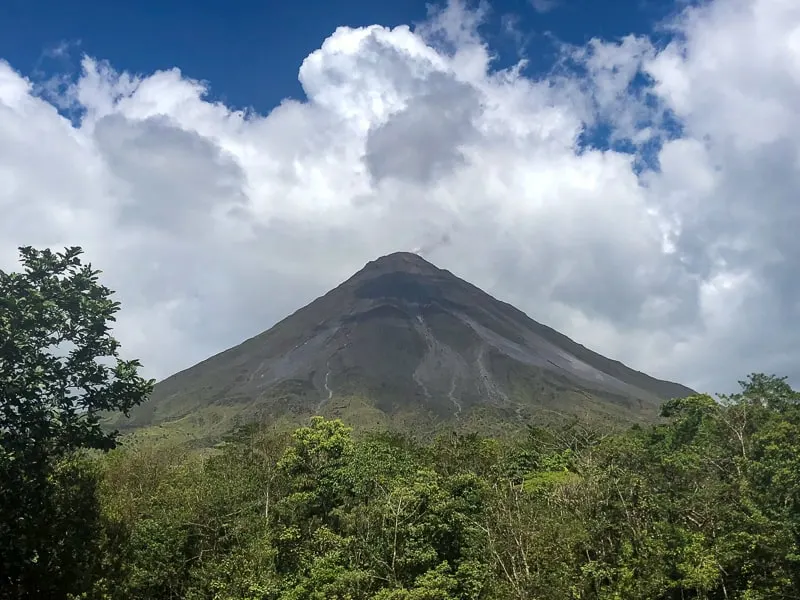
[124,252,694,429]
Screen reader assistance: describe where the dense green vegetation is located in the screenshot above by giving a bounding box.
[4,247,800,599]
[0,246,152,598]
[5,376,800,599]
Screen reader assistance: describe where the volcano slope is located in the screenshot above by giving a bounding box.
[118,252,694,437]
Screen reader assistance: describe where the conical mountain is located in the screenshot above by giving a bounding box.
[122,252,694,435]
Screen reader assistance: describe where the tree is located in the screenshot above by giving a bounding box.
[0,246,153,598]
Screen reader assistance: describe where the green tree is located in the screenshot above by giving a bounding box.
[273,417,358,587]
[0,246,153,598]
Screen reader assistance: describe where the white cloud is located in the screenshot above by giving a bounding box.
[530,0,560,14]
[2,0,800,394]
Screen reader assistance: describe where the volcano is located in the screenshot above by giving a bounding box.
[121,252,694,435]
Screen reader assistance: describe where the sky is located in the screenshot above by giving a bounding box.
[1,0,798,394]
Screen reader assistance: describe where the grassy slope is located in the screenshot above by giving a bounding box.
[114,370,660,448]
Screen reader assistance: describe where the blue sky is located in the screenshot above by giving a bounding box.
[1,0,684,114]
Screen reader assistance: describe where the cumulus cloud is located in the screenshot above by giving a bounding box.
[1,0,799,394]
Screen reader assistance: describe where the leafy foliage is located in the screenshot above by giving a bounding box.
[57,372,798,599]
[1,246,152,598]
[1,246,153,455]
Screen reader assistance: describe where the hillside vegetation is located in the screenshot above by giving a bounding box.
[10,374,800,600]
